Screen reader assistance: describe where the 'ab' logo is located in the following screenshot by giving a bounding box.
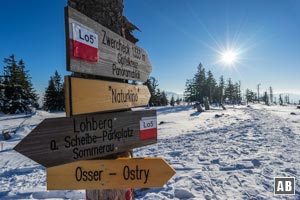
[274,177,295,195]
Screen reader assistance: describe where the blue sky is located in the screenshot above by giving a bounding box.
[1,0,300,99]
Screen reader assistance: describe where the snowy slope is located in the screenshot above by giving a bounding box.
[1,105,300,199]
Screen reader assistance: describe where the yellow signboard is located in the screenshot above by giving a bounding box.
[65,76,151,116]
[47,158,176,190]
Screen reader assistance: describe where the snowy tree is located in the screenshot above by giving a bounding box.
[161,91,168,106]
[176,97,180,105]
[144,77,158,106]
[224,78,235,103]
[263,91,269,105]
[1,55,38,114]
[285,95,290,104]
[0,76,4,111]
[205,70,217,103]
[218,76,225,104]
[184,78,196,103]
[269,87,273,104]
[144,77,167,107]
[43,70,64,111]
[194,63,206,103]
[170,96,175,106]
[246,89,256,104]
[279,94,283,105]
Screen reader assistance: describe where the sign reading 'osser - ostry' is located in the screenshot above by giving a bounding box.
[65,6,152,82]
[47,158,176,190]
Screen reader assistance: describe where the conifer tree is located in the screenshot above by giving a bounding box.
[144,77,158,106]
[206,70,217,103]
[161,91,168,106]
[194,63,206,103]
[218,76,225,104]
[245,89,256,104]
[0,76,4,111]
[43,70,65,111]
[224,78,234,103]
[176,97,180,105]
[2,55,38,114]
[184,78,196,103]
[233,81,242,103]
[170,96,175,106]
[269,87,273,104]
[279,94,283,105]
[263,91,269,105]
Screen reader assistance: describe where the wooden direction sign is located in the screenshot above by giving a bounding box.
[65,76,151,116]
[13,110,157,167]
[47,158,176,190]
[65,6,152,82]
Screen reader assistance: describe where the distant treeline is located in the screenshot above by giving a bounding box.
[184,63,299,106]
[144,77,169,106]
[184,63,241,104]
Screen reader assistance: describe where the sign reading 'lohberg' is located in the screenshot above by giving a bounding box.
[13,110,157,167]
[47,158,176,190]
[65,6,152,82]
[65,76,151,116]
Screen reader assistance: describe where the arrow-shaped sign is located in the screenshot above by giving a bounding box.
[13,110,157,167]
[47,158,176,190]
[65,6,152,82]
[65,76,151,116]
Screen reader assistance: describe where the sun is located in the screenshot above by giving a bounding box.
[221,50,237,65]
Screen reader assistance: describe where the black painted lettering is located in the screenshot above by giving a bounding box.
[75,167,82,181]
[123,165,130,180]
[122,165,150,184]
[84,35,89,43]
[73,118,80,133]
[79,29,84,40]
[90,35,94,44]
[75,167,103,182]
[102,30,106,44]
[64,136,71,148]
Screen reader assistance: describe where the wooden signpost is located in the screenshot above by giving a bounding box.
[65,76,151,116]
[14,3,175,198]
[65,76,151,117]
[47,158,176,190]
[65,6,152,82]
[13,110,157,167]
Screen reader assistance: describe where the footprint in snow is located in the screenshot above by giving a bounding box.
[174,189,195,199]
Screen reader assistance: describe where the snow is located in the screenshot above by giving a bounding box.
[1,105,300,199]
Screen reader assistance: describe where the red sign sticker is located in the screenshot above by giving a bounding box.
[140,116,157,140]
[70,23,98,62]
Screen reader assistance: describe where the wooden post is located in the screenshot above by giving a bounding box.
[67,1,140,199]
[204,97,210,110]
[85,151,133,200]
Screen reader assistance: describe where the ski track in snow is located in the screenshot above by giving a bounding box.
[1,106,300,199]
[134,105,300,200]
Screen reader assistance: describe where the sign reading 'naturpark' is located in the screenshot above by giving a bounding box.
[13,110,157,167]
[65,76,151,116]
[47,158,176,190]
[65,6,152,82]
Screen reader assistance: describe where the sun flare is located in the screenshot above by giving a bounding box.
[221,50,237,65]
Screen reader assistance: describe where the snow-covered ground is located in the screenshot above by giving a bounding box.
[1,104,300,199]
